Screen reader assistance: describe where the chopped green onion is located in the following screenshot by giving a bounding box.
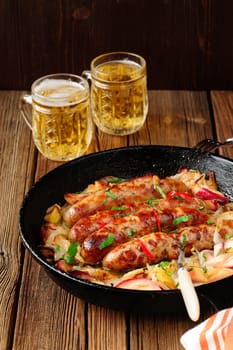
[111,205,126,211]
[55,245,61,253]
[147,199,154,207]
[158,260,169,270]
[198,206,205,211]
[63,242,78,264]
[99,233,115,250]
[225,233,231,240]
[108,177,123,184]
[202,266,208,273]
[105,190,118,200]
[207,219,214,225]
[154,185,167,199]
[127,229,136,237]
[147,196,159,206]
[157,260,174,276]
[102,199,108,205]
[170,229,178,233]
[173,214,192,226]
[202,252,207,262]
[72,263,83,270]
[181,233,187,248]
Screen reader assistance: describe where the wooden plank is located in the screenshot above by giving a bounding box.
[88,305,127,350]
[0,1,233,90]
[13,253,87,350]
[129,310,214,350]
[210,91,233,159]
[130,90,213,147]
[0,91,35,350]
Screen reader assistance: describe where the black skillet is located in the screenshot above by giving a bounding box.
[19,146,233,315]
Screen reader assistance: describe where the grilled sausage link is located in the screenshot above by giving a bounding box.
[102,224,216,271]
[63,174,157,225]
[80,206,209,264]
[68,206,136,243]
[62,174,193,226]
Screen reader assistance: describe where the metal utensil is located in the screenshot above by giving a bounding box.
[193,137,233,152]
[178,249,200,321]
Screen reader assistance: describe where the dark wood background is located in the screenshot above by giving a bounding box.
[1,0,232,90]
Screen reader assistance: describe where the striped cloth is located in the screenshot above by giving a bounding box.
[180,308,233,350]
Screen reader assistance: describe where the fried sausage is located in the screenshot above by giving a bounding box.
[80,206,209,264]
[63,174,157,225]
[102,224,216,271]
[68,205,135,242]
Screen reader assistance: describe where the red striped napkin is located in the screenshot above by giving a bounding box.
[180,308,233,350]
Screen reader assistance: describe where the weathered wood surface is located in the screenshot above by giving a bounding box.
[0,0,233,90]
[0,90,232,350]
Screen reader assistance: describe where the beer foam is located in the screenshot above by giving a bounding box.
[34,78,87,106]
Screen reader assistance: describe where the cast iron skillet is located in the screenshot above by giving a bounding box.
[19,146,233,315]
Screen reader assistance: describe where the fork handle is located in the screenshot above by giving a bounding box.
[178,267,200,322]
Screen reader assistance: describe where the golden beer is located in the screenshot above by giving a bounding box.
[90,53,148,136]
[31,75,92,161]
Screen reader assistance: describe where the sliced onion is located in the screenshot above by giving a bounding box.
[205,253,233,268]
[115,278,162,291]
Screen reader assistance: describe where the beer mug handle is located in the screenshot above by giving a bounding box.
[20,94,32,130]
[81,70,92,82]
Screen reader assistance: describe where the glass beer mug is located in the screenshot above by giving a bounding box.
[21,73,93,161]
[83,52,148,136]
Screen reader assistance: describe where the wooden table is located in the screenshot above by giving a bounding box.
[1,90,233,350]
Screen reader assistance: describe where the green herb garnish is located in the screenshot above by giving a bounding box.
[105,190,118,200]
[182,233,187,248]
[72,263,83,271]
[147,199,156,207]
[111,205,126,211]
[99,233,115,250]
[63,242,78,264]
[127,229,136,237]
[55,245,61,253]
[154,185,167,199]
[198,206,205,211]
[173,214,192,226]
[108,177,123,184]
[202,266,208,273]
[158,260,170,270]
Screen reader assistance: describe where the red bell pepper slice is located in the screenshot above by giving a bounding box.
[137,239,154,260]
[167,191,193,201]
[195,188,229,203]
[97,221,108,230]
